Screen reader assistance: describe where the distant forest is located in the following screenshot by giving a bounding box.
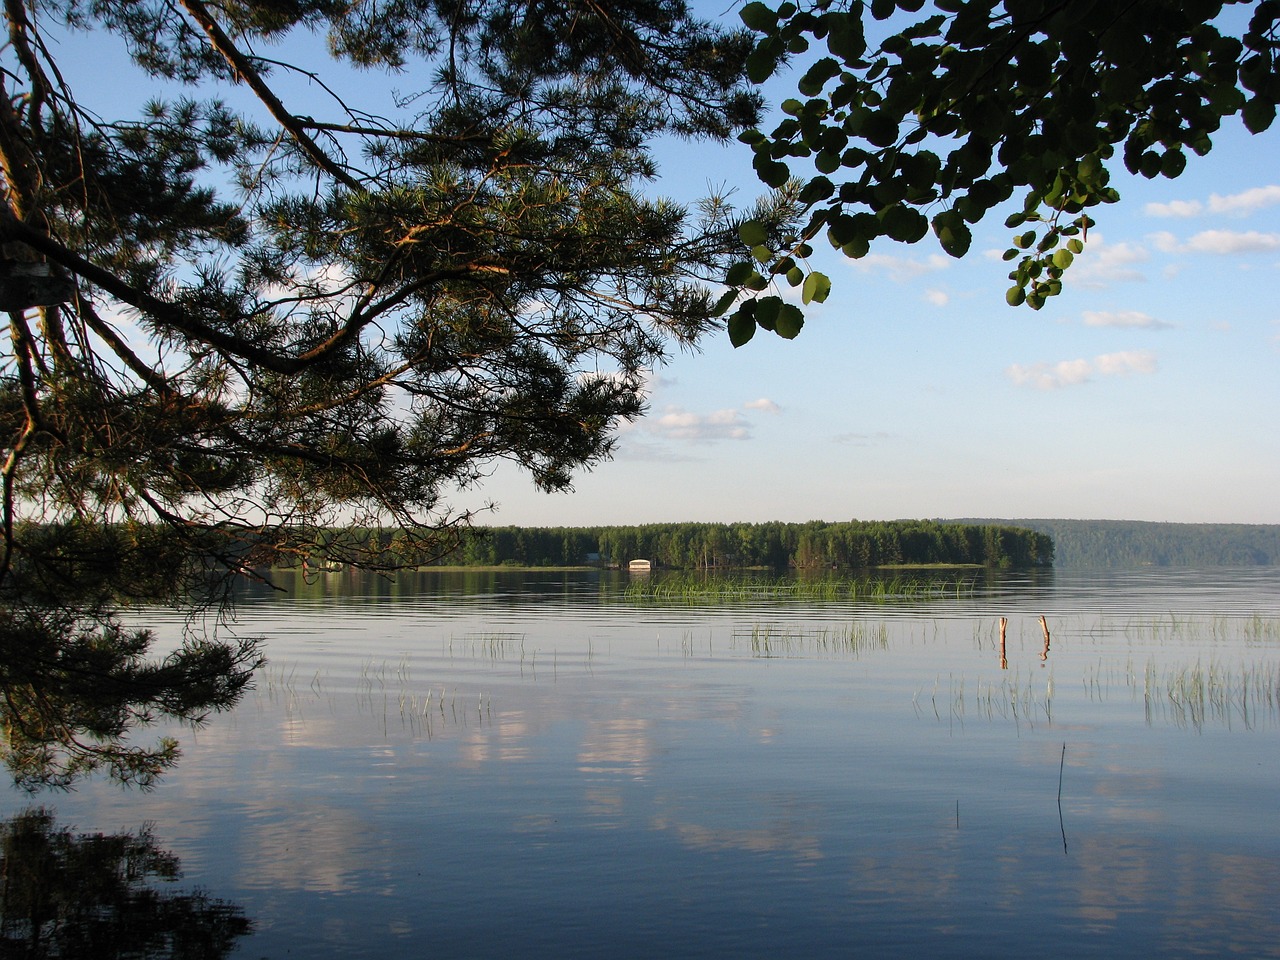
[963,519,1280,568]
[427,520,1053,570]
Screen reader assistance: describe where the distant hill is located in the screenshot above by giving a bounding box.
[955,519,1280,568]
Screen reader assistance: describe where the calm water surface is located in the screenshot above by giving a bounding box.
[3,567,1278,958]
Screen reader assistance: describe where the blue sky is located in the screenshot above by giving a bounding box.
[46,4,1280,527]
[473,101,1280,526]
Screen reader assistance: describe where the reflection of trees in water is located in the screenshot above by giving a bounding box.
[0,601,263,791]
[0,808,251,958]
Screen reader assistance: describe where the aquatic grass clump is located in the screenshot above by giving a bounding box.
[1120,614,1280,646]
[731,621,892,660]
[917,670,1056,731]
[1139,658,1280,730]
[1077,656,1280,729]
[622,573,975,605]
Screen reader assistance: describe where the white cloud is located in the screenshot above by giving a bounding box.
[1071,236,1150,287]
[833,431,891,445]
[1145,185,1280,219]
[924,289,949,307]
[1210,186,1280,215]
[648,406,751,441]
[1081,310,1173,330]
[1006,358,1092,390]
[1151,228,1280,255]
[1006,350,1157,390]
[1145,199,1205,218]
[851,252,951,282]
[638,395,781,444]
[1095,350,1158,376]
[1184,230,1280,254]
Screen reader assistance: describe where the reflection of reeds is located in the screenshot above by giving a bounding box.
[1133,659,1279,730]
[917,670,1056,731]
[1119,614,1280,645]
[256,656,493,739]
[1076,656,1280,729]
[731,622,891,659]
[623,574,973,604]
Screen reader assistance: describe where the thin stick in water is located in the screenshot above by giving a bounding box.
[1057,741,1068,855]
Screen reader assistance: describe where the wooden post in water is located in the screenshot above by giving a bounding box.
[999,616,1008,670]
[1039,615,1051,662]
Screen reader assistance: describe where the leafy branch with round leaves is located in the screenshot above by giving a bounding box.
[721,0,1280,341]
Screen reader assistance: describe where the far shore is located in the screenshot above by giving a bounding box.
[280,562,989,574]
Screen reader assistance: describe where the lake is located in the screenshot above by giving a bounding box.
[2,567,1277,958]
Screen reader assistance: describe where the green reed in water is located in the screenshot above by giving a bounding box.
[918,670,1056,731]
[1138,658,1280,730]
[730,621,892,659]
[1119,613,1280,644]
[622,573,974,604]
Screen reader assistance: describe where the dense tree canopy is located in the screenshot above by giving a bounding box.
[719,0,1280,343]
[433,518,1054,568]
[0,0,788,785]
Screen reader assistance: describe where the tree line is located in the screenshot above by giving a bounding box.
[976,519,1280,568]
[415,520,1053,569]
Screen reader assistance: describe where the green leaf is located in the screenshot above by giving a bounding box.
[861,111,900,148]
[882,205,928,243]
[815,149,842,174]
[728,304,758,347]
[798,176,835,203]
[1051,248,1074,270]
[826,13,867,61]
[1160,149,1186,178]
[725,261,755,286]
[1244,96,1277,133]
[775,303,805,338]
[751,244,773,262]
[746,43,783,84]
[739,221,769,247]
[753,155,792,188]
[710,289,738,317]
[786,266,805,286]
[740,2,777,31]
[1006,285,1026,306]
[755,295,782,331]
[932,211,972,258]
[802,271,832,304]
[799,57,841,97]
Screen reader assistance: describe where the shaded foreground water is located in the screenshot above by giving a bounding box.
[2,567,1278,958]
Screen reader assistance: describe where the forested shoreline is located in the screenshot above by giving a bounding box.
[970,519,1280,568]
[421,520,1053,570]
[328,518,1280,570]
